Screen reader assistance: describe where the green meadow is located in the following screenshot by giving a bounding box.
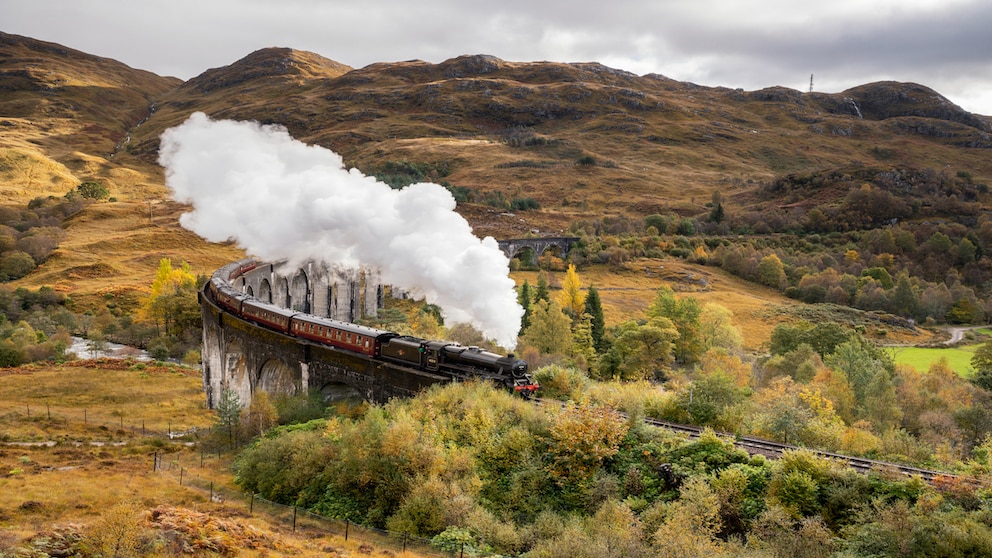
[889,328,992,378]
[889,344,979,378]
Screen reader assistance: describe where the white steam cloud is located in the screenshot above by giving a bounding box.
[159,112,522,348]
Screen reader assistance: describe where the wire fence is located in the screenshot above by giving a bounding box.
[0,403,200,442]
[3,403,484,556]
[153,457,464,558]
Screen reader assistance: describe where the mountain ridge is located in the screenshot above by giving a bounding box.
[3,33,992,239]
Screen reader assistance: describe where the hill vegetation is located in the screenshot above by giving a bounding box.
[4,30,992,556]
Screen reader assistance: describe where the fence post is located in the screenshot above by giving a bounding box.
[250,493,254,515]
[142,420,145,435]
[460,542,465,558]
[26,404,30,418]
[152,451,157,472]
[179,467,184,486]
[84,409,87,424]
[47,404,50,420]
[345,519,349,540]
[403,533,408,552]
[120,415,123,430]
[293,506,297,532]
[210,482,214,502]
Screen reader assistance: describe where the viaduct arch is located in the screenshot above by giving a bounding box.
[497,237,579,265]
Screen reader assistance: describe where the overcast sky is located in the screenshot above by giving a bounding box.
[4,0,992,115]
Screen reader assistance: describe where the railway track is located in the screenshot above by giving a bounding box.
[641,415,952,481]
[535,398,959,482]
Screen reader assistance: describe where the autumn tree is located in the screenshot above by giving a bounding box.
[547,404,628,488]
[243,390,278,438]
[142,258,201,337]
[522,299,573,356]
[596,317,678,381]
[410,306,443,339]
[972,340,992,392]
[648,286,703,366]
[557,264,586,317]
[653,478,725,557]
[757,253,786,289]
[699,303,742,352]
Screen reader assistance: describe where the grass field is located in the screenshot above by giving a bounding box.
[0,360,430,557]
[890,328,992,378]
[890,344,979,378]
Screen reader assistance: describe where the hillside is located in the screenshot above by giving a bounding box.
[2,32,992,319]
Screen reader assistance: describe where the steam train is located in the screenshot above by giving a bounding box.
[205,262,539,396]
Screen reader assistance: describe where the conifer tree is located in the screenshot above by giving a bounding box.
[517,280,533,334]
[215,388,243,448]
[584,285,607,353]
[535,271,550,304]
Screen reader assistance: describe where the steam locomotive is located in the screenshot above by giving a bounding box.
[205,263,539,396]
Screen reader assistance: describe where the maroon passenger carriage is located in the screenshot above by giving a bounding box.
[290,314,393,358]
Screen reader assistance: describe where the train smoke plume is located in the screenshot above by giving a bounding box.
[159,112,522,348]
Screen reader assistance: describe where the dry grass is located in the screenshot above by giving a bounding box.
[515,258,799,350]
[0,361,433,557]
[12,199,244,308]
[0,360,211,440]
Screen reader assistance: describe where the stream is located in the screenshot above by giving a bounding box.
[68,336,153,361]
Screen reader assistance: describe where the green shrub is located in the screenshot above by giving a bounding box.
[76,181,110,200]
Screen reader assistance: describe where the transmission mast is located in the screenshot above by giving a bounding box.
[809,74,814,93]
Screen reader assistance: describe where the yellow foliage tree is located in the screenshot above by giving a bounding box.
[142,258,199,336]
[556,263,586,317]
[698,348,751,388]
[547,404,628,485]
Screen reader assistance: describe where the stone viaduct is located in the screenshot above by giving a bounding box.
[200,239,575,409]
[497,237,579,265]
[200,260,445,409]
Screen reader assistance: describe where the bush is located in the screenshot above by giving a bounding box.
[533,364,589,400]
[76,181,110,200]
[147,337,171,361]
[509,197,541,211]
[182,350,201,366]
[0,251,36,280]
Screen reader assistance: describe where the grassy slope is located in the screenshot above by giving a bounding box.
[0,361,428,557]
[519,258,936,351]
[12,200,245,309]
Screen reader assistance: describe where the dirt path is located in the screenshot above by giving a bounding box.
[942,325,985,345]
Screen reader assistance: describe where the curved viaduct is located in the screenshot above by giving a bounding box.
[200,260,446,409]
[200,238,576,409]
